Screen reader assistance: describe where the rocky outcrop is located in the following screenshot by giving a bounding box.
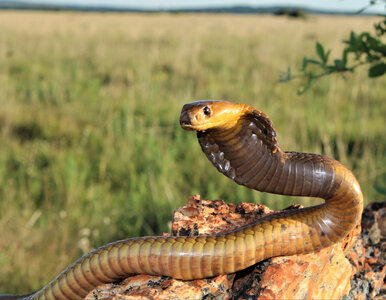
[86,196,385,300]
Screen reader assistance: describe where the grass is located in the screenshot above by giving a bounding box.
[0,11,384,294]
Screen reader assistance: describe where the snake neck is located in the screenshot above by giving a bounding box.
[197,116,363,238]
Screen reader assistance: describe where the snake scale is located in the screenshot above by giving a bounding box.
[1,100,363,300]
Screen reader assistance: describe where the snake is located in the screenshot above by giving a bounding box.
[1,100,363,300]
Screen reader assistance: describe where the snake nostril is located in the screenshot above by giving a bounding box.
[180,111,191,126]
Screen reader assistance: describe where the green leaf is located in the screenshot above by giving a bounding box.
[333,59,346,70]
[368,63,386,77]
[342,49,348,65]
[301,57,308,70]
[349,31,357,46]
[316,42,326,63]
[366,35,386,55]
[307,59,322,65]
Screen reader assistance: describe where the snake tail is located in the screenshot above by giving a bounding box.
[1,100,363,300]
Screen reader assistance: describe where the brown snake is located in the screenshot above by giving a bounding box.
[1,100,363,299]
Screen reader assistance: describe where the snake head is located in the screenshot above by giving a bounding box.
[180,100,249,131]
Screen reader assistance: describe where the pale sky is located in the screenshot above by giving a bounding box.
[3,0,386,13]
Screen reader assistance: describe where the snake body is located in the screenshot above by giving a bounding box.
[1,100,363,300]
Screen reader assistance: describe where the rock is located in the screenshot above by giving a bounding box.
[172,195,275,237]
[345,201,385,300]
[231,244,355,299]
[85,274,234,300]
[86,196,384,300]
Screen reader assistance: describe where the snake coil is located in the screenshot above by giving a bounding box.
[1,100,363,300]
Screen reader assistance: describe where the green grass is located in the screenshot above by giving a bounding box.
[0,11,384,293]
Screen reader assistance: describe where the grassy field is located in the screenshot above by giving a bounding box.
[0,11,384,293]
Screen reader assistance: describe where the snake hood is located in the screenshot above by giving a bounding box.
[180,100,281,156]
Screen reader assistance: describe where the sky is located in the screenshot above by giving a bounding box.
[4,0,386,13]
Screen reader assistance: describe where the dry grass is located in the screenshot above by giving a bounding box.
[0,11,384,294]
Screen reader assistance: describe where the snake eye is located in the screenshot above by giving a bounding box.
[203,106,211,116]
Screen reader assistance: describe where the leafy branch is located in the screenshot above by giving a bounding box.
[280,17,386,94]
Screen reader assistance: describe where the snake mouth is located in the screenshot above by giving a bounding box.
[181,124,195,131]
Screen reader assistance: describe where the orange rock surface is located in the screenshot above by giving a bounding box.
[85,274,234,300]
[87,196,384,300]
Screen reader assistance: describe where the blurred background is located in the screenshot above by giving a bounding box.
[0,0,385,294]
